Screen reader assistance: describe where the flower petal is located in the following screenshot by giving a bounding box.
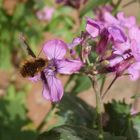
[113,40,130,54]
[86,17,101,38]
[57,59,83,74]
[128,62,140,81]
[68,37,82,49]
[117,12,136,28]
[104,12,118,24]
[28,74,41,82]
[42,74,63,102]
[43,39,67,60]
[129,27,140,43]
[108,26,127,43]
[96,34,108,55]
[131,40,140,61]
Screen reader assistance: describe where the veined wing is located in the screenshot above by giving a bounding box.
[19,33,36,58]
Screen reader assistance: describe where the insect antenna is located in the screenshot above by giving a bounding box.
[37,45,44,57]
[19,33,36,58]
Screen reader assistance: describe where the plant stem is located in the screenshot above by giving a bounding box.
[90,77,104,140]
[100,75,106,95]
[112,0,122,14]
[123,0,137,8]
[36,103,56,132]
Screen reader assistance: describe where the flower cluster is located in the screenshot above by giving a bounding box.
[85,10,140,80]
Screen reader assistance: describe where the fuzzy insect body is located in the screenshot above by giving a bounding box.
[20,58,47,77]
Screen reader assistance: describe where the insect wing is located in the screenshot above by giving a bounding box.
[19,33,36,58]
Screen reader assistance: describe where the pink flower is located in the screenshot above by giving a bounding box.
[32,40,83,102]
[106,40,140,80]
[36,6,55,21]
[85,11,140,81]
[86,16,126,56]
[86,15,127,43]
[113,27,140,80]
[94,12,140,80]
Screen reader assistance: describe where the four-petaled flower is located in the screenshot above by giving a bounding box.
[32,40,83,102]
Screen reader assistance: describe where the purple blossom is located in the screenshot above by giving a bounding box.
[86,15,127,43]
[36,6,55,21]
[85,10,140,80]
[113,25,140,80]
[32,40,83,102]
[106,35,140,80]
[86,15,127,56]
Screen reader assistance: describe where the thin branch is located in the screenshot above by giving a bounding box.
[123,0,137,8]
[101,75,118,99]
[100,75,106,96]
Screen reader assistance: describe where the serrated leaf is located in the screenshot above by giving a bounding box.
[4,85,26,120]
[104,100,131,136]
[0,97,37,140]
[131,114,140,139]
[37,125,126,140]
[104,100,140,140]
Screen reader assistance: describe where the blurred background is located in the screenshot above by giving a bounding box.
[0,0,140,139]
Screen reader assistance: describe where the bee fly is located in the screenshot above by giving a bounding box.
[19,34,47,78]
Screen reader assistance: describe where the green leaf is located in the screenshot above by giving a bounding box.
[4,85,26,120]
[0,96,37,140]
[12,3,25,21]
[0,84,37,140]
[67,75,91,95]
[104,100,131,136]
[104,100,140,140]
[37,125,126,140]
[0,0,3,7]
[56,94,96,128]
[0,43,12,70]
[131,114,140,139]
